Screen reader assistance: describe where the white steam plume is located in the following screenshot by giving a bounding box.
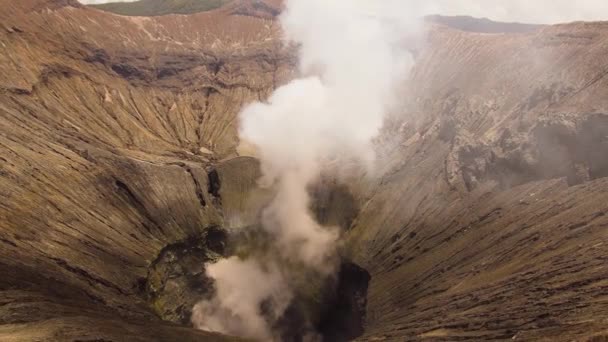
[192,257,291,340]
[193,0,419,339]
[239,0,416,271]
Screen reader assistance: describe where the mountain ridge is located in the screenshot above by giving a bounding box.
[91,0,232,16]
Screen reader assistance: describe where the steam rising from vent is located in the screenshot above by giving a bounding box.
[193,0,419,339]
[240,0,416,271]
[192,257,292,340]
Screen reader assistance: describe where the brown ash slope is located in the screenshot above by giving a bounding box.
[0,0,284,340]
[0,0,608,341]
[348,21,608,341]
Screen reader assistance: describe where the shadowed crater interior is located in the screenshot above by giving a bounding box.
[144,222,371,341]
[316,262,371,342]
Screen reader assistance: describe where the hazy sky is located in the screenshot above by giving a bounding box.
[79,0,608,24]
[420,0,608,24]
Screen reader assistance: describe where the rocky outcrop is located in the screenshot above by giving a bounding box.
[1,0,608,341]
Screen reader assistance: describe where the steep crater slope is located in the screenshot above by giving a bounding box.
[0,0,289,340]
[1,1,608,341]
[348,22,608,341]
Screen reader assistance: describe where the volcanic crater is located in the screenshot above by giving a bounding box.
[1,0,608,341]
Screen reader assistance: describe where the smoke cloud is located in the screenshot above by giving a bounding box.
[238,0,416,270]
[193,0,418,339]
[192,257,292,340]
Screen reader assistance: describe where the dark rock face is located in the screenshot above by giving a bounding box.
[317,262,371,342]
[261,260,371,342]
[146,227,228,325]
[445,113,608,190]
[310,178,359,232]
